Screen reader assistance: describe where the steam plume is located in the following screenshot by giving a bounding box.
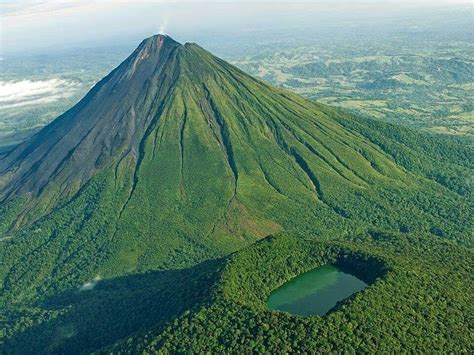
[159,19,168,35]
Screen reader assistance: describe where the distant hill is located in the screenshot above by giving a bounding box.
[0,35,472,353]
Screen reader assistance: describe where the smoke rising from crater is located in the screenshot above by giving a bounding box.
[159,19,169,35]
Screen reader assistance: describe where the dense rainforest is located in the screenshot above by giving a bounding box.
[0,35,472,353]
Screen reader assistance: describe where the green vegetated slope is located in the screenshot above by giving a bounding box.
[0,35,472,353]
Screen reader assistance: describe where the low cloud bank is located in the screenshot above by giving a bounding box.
[0,79,80,110]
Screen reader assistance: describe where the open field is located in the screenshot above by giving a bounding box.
[232,39,474,136]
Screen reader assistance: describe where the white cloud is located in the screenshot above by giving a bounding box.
[0,79,80,110]
[79,275,102,291]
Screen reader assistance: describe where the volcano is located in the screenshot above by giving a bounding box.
[0,35,471,353]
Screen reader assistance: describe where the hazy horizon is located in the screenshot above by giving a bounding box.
[1,0,472,56]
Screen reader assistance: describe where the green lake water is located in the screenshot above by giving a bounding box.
[266,265,367,316]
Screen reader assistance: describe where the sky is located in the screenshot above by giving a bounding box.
[1,0,472,55]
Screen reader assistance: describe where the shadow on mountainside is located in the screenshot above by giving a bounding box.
[4,258,222,354]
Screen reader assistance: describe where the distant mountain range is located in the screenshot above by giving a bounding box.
[0,35,472,353]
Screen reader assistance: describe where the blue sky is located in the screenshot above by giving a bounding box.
[1,0,471,54]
